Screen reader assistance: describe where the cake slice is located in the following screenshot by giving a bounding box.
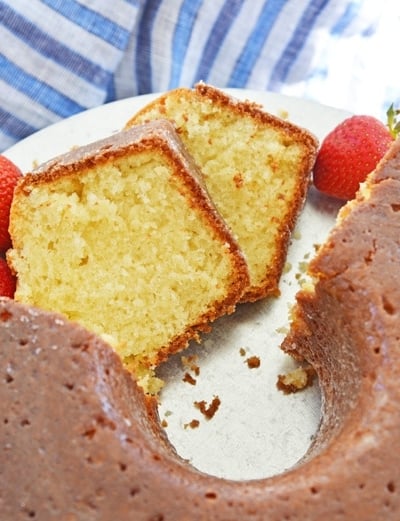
[7,120,249,392]
[126,83,319,302]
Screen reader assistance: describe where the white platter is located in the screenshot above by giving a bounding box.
[4,89,349,480]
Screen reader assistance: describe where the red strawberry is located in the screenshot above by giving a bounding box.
[0,257,16,298]
[0,155,22,251]
[313,108,399,201]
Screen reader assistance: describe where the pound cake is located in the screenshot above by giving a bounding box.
[2,129,400,521]
[7,120,249,391]
[126,83,319,302]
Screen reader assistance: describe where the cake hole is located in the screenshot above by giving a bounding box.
[130,487,140,497]
[20,418,31,427]
[149,515,164,521]
[71,355,80,366]
[205,491,217,500]
[310,486,319,495]
[0,310,12,322]
[391,203,400,212]
[374,347,381,355]
[71,341,89,352]
[19,338,29,346]
[63,382,75,391]
[70,179,84,199]
[4,417,8,424]
[79,255,89,266]
[387,481,396,493]
[85,455,100,466]
[83,428,96,440]
[88,500,98,511]
[96,414,116,431]
[364,249,374,264]
[5,374,14,384]
[119,462,127,472]
[95,488,105,499]
[382,296,396,315]
[358,483,366,490]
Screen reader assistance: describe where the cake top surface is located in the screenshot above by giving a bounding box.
[22,119,203,188]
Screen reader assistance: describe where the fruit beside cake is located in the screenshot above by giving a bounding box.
[0,155,21,298]
[313,112,396,200]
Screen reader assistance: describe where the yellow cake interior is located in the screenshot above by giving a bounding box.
[9,149,241,390]
[127,88,316,301]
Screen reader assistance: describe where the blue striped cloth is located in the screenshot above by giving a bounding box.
[0,0,398,152]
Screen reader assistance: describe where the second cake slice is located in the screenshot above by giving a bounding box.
[126,84,319,302]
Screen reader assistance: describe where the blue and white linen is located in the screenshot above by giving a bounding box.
[0,0,398,151]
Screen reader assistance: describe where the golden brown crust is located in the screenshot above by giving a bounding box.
[195,83,318,150]
[128,83,317,153]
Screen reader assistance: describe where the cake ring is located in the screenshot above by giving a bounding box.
[2,140,400,519]
[2,100,400,520]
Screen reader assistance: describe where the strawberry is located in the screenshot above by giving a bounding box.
[0,257,16,298]
[313,106,400,200]
[0,155,22,251]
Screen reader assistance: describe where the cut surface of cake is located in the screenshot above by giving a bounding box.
[7,120,249,391]
[126,83,319,302]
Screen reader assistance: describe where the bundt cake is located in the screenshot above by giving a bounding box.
[125,83,319,302]
[7,120,249,392]
[2,136,400,520]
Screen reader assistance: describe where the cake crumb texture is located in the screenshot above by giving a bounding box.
[276,365,315,394]
[126,83,318,301]
[8,121,249,391]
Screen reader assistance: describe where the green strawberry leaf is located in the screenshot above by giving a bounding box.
[387,104,400,139]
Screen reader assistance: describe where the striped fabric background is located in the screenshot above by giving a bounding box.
[0,0,398,151]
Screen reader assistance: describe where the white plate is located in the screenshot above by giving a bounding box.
[4,89,349,480]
